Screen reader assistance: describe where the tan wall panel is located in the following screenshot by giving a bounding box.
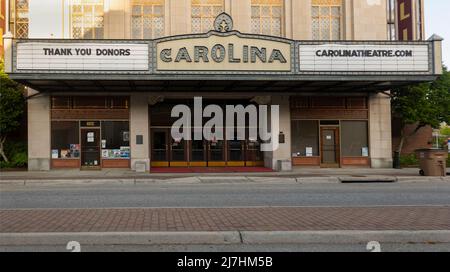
[28,89,51,171]
[230,0,251,33]
[351,0,387,40]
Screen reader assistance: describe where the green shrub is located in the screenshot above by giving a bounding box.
[0,141,27,169]
[400,154,419,167]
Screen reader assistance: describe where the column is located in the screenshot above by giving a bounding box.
[264,95,292,171]
[28,89,51,171]
[369,92,393,168]
[169,0,189,35]
[130,93,150,172]
[106,0,126,39]
[291,0,311,40]
[231,0,251,33]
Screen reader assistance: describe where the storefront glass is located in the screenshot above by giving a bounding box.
[341,121,369,157]
[291,120,319,157]
[100,121,130,159]
[51,121,80,159]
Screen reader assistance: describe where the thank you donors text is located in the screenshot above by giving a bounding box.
[43,47,132,56]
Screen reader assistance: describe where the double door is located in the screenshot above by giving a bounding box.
[151,128,263,167]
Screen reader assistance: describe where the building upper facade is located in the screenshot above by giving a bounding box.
[5,0,424,41]
[1,0,5,58]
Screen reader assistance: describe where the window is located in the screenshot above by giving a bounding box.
[71,0,104,39]
[51,96,130,110]
[131,0,165,39]
[52,97,71,109]
[415,0,423,40]
[191,0,224,33]
[51,121,80,159]
[73,96,107,109]
[387,0,396,40]
[251,0,283,36]
[291,120,319,157]
[15,0,29,38]
[101,122,130,159]
[312,0,342,40]
[341,121,369,157]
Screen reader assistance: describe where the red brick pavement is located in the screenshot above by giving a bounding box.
[0,206,449,233]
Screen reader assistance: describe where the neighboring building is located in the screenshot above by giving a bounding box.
[2,0,443,172]
[388,0,433,154]
[0,0,5,58]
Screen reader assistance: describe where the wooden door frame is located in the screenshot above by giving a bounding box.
[320,126,340,168]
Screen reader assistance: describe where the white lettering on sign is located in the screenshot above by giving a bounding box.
[299,44,429,72]
[16,43,149,71]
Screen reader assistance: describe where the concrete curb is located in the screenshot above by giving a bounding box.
[0,175,448,186]
[0,231,241,246]
[240,230,450,244]
[1,230,449,246]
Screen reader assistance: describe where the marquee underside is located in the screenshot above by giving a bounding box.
[10,74,435,94]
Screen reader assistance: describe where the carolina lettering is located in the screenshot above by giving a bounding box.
[165,43,287,64]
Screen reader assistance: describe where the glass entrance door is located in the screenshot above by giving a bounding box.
[151,129,169,167]
[245,139,264,166]
[190,137,207,167]
[227,140,245,166]
[320,127,340,167]
[81,128,101,169]
[170,137,187,166]
[208,139,225,166]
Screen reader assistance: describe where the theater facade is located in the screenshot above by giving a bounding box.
[2,1,442,172]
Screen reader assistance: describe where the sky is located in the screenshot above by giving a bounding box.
[426,1,450,66]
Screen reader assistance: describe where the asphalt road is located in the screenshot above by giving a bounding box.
[1,181,450,209]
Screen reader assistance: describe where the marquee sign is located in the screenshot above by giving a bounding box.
[156,34,292,72]
[298,44,429,72]
[16,42,149,71]
[10,13,437,77]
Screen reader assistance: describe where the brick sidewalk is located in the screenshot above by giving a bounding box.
[1,206,449,233]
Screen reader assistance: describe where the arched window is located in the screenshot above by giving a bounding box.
[251,0,283,36]
[70,0,104,39]
[312,0,342,40]
[131,0,165,39]
[191,0,224,33]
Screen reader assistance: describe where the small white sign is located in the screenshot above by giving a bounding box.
[306,147,313,157]
[362,147,369,157]
[52,150,59,159]
[87,132,95,143]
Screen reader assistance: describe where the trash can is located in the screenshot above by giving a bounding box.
[415,149,448,177]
